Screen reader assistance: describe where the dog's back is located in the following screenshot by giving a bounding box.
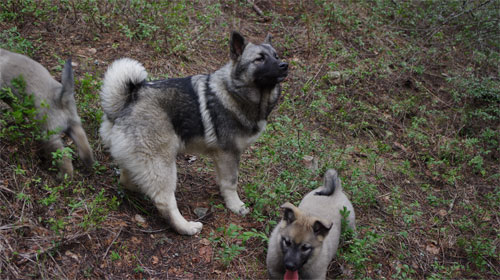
[0,49,60,104]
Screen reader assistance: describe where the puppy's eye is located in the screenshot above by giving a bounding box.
[301,244,311,252]
[274,53,279,59]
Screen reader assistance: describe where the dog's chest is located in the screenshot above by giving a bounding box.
[234,120,267,151]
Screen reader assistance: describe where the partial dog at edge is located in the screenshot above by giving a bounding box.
[99,31,288,235]
[267,169,356,280]
[0,49,95,176]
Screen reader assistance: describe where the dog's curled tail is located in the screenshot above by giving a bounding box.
[100,58,147,122]
[315,169,341,196]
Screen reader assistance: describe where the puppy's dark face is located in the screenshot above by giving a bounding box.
[230,32,288,89]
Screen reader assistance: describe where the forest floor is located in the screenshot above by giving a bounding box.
[0,0,499,279]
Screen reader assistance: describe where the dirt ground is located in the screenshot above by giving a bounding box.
[1,0,499,279]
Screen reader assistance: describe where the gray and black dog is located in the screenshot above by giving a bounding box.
[99,31,288,235]
[267,169,356,280]
[0,49,94,176]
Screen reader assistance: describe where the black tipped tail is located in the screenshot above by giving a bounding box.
[315,169,340,196]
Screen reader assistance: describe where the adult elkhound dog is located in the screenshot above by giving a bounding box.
[99,31,288,235]
[267,169,356,280]
[0,49,94,176]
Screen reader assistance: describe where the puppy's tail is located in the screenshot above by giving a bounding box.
[315,169,342,196]
[100,58,147,122]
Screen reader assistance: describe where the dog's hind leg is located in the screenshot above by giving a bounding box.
[119,168,139,192]
[67,122,94,167]
[138,158,203,235]
[213,151,249,215]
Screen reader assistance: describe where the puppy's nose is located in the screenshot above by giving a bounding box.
[279,62,288,71]
[284,261,298,271]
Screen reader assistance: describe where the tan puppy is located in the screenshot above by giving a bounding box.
[267,169,356,280]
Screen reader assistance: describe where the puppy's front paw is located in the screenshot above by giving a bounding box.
[176,221,203,236]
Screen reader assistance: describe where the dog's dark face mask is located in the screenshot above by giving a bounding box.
[253,47,288,88]
[230,32,288,89]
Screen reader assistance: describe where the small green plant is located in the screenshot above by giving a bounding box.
[0,76,46,143]
[110,251,121,261]
[0,27,38,56]
[209,223,266,267]
[80,189,119,230]
[50,147,74,171]
[340,206,355,241]
[133,265,144,273]
[339,229,381,277]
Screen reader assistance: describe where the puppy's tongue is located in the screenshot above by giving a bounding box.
[284,270,298,280]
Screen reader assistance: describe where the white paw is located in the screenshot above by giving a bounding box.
[176,221,203,236]
[228,203,250,216]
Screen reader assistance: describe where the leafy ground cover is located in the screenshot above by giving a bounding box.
[1,0,498,279]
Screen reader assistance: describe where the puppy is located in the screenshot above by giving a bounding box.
[267,169,356,279]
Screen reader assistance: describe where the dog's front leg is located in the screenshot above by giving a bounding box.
[67,122,94,168]
[213,151,249,215]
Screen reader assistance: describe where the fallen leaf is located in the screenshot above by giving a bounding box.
[199,238,210,246]
[151,255,159,265]
[426,243,440,255]
[438,209,447,217]
[65,251,79,261]
[199,246,212,263]
[130,236,141,245]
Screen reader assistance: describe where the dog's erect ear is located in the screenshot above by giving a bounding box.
[60,58,75,103]
[312,219,332,240]
[230,31,247,61]
[281,202,299,225]
[263,33,272,46]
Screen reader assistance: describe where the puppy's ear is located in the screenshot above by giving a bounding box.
[281,202,299,225]
[312,219,332,240]
[230,31,247,61]
[263,33,272,45]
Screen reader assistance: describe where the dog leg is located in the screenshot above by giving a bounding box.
[67,123,94,167]
[119,168,139,192]
[213,151,249,215]
[141,159,203,235]
[43,135,73,177]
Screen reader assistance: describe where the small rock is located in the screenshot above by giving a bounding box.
[88,47,97,55]
[302,155,318,171]
[71,61,79,67]
[134,214,146,224]
[194,207,208,218]
[323,71,342,85]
